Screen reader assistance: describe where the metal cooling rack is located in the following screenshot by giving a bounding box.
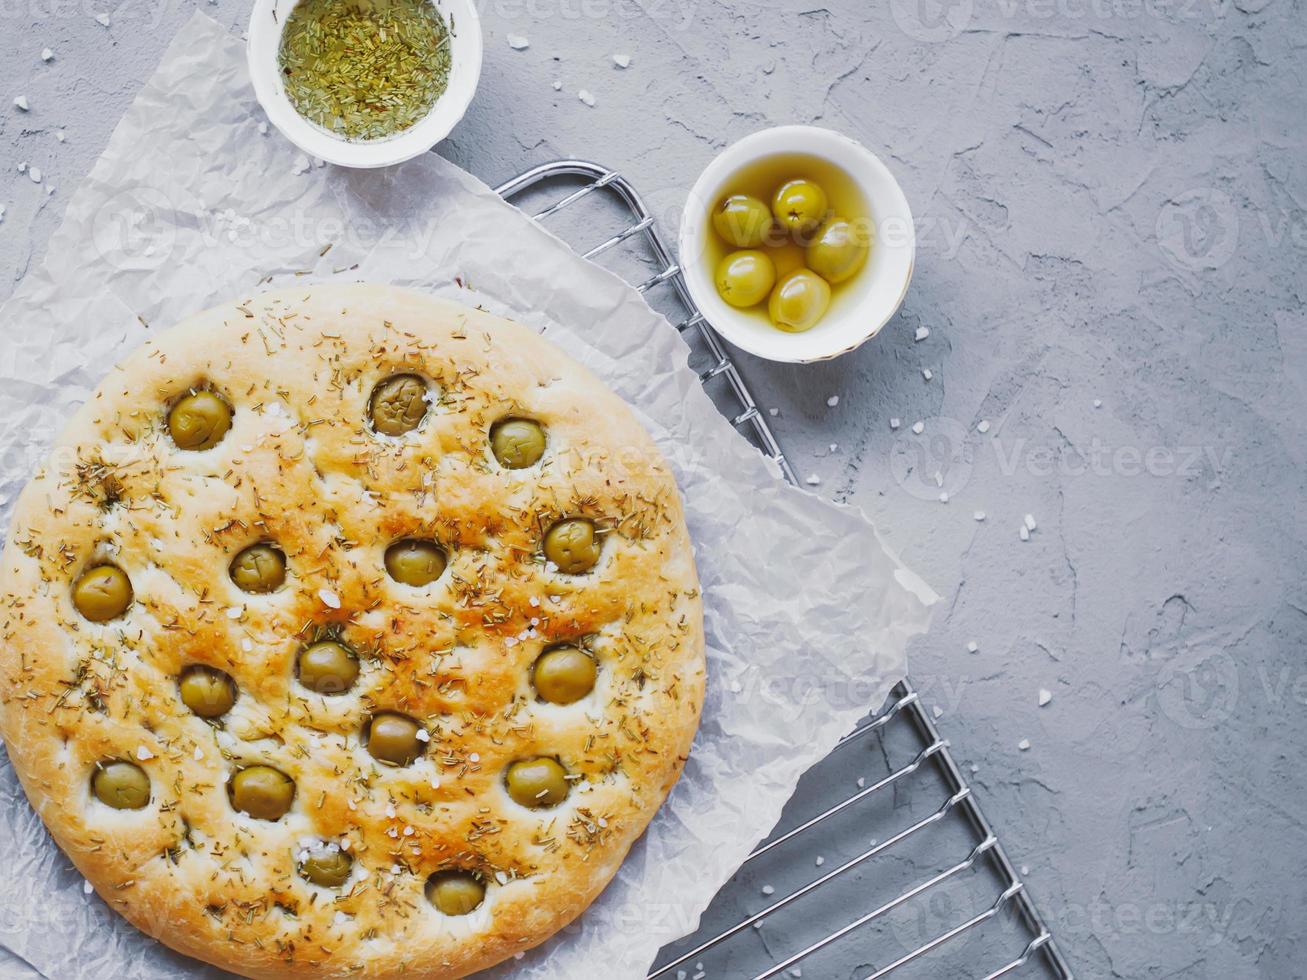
[495,160,1074,980]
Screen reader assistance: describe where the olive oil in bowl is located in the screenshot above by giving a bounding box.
[701,152,875,335]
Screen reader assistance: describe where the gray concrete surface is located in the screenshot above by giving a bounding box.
[2,1,1306,978]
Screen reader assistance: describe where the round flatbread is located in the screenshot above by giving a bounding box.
[0,284,705,979]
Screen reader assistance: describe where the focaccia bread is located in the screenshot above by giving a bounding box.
[0,283,705,978]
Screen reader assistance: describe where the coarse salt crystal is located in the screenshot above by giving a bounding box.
[966,640,978,653]
[403,826,415,836]
[974,510,986,521]
[226,606,243,620]
[334,911,348,926]
[552,79,562,91]
[829,443,838,452]
[977,420,990,433]
[1018,738,1031,751]
[469,752,480,762]
[55,130,65,142]
[29,168,41,184]
[415,728,430,742]
[922,368,933,381]
[915,325,929,341]
[1019,525,1030,541]
[94,12,110,25]
[932,705,943,718]
[815,856,824,866]
[768,407,779,416]
[939,491,949,503]
[761,885,775,895]
[495,870,510,884]
[258,121,269,135]
[14,95,29,111]
[193,746,203,760]
[318,588,341,608]
[1024,513,1037,531]
[83,879,94,895]
[578,89,596,107]
[1093,398,1102,408]
[911,421,925,435]
[506,34,530,49]
[136,745,154,761]
[826,395,840,407]
[1021,864,1030,875]
[385,804,396,818]
[241,637,253,652]
[42,48,54,61]
[1038,688,1052,706]
[805,474,820,486]
[890,417,901,429]
[529,595,540,607]
[339,838,351,850]
[613,53,631,68]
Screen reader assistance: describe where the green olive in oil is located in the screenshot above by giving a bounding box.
[704,153,873,333]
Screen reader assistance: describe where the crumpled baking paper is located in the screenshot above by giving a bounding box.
[0,14,935,980]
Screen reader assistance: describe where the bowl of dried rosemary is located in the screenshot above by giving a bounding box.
[247,0,482,168]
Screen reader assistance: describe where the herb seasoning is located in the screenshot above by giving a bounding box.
[278,0,452,142]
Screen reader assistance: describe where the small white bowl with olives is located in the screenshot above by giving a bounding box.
[678,126,916,363]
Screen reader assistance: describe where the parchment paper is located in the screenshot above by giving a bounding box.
[0,14,935,980]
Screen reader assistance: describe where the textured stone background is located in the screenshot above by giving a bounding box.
[2,0,1305,977]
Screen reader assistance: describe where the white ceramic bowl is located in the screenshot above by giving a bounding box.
[247,0,482,169]
[678,126,915,363]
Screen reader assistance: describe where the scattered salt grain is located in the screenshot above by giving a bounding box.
[528,595,540,607]
[403,826,415,837]
[829,442,838,452]
[13,95,29,111]
[136,745,154,761]
[578,89,596,107]
[613,53,631,68]
[258,121,269,136]
[857,776,866,788]
[226,605,243,620]
[241,637,253,652]
[385,803,396,818]
[826,394,840,407]
[805,474,820,486]
[1021,864,1030,876]
[932,705,943,718]
[922,368,933,381]
[506,34,530,50]
[28,167,41,184]
[911,421,925,435]
[973,510,986,521]
[914,325,930,342]
[977,419,990,433]
[495,870,510,885]
[193,746,203,760]
[761,884,774,895]
[292,154,311,176]
[1024,513,1037,531]
[1018,738,1031,751]
[969,763,979,773]
[318,588,341,608]
[1038,688,1052,706]
[815,856,824,867]
[939,491,949,503]
[551,79,562,91]
[1019,525,1030,542]
[41,48,54,62]
[334,911,348,927]
[469,752,480,763]
[95,12,110,25]
[890,417,901,429]
[768,407,779,416]
[1093,398,1102,408]
[966,640,979,653]
[83,879,93,895]
[415,728,430,742]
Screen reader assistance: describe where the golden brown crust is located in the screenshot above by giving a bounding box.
[0,284,705,979]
